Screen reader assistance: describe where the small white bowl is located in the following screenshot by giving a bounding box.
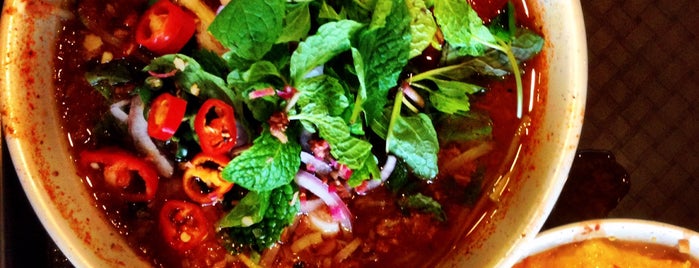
[507,219,699,267]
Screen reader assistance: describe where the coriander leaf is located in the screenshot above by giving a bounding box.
[219,191,271,228]
[372,112,438,179]
[433,0,495,56]
[290,20,363,84]
[406,0,438,58]
[277,2,311,43]
[358,0,412,125]
[398,193,446,222]
[143,54,235,103]
[424,78,484,114]
[222,130,301,192]
[209,0,285,61]
[296,75,350,117]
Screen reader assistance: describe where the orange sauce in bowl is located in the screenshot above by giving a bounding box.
[514,237,699,268]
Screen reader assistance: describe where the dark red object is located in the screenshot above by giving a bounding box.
[147,93,187,141]
[135,0,196,55]
[159,200,210,252]
[79,148,159,202]
[194,99,237,156]
[468,0,509,22]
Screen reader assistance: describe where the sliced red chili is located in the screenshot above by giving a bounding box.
[147,93,187,141]
[159,200,209,252]
[183,153,233,205]
[80,148,159,202]
[194,99,237,156]
[135,0,196,55]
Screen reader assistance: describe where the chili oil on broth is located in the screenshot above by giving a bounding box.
[52,0,547,267]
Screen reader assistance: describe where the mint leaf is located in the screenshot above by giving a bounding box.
[372,112,438,179]
[358,0,412,125]
[433,0,495,57]
[222,130,301,192]
[292,114,380,186]
[219,191,271,228]
[143,54,235,103]
[406,0,437,58]
[277,2,311,43]
[398,193,446,222]
[209,0,285,61]
[296,75,350,117]
[290,20,363,84]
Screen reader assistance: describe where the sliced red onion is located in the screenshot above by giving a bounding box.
[248,87,276,99]
[294,171,352,232]
[109,99,130,123]
[147,68,178,78]
[300,198,324,214]
[356,155,397,194]
[128,96,174,178]
[300,151,332,175]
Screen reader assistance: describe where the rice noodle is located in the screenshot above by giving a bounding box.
[290,232,323,253]
[128,96,174,178]
[442,142,494,176]
[333,238,362,263]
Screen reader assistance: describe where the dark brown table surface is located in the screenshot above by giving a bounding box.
[2,0,698,267]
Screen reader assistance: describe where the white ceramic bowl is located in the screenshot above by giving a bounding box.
[508,219,699,267]
[0,0,587,267]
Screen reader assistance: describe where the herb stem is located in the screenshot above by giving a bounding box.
[410,63,466,82]
[497,40,523,119]
[349,94,365,124]
[385,90,404,153]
